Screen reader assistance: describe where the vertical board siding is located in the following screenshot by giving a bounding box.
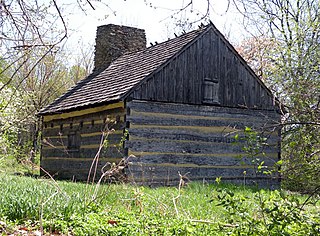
[41,106,126,181]
[126,100,280,187]
[130,29,276,111]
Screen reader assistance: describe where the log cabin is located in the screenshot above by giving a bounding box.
[39,23,281,187]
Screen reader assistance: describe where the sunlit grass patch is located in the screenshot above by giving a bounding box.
[0,174,319,235]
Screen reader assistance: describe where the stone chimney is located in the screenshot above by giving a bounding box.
[93,24,146,72]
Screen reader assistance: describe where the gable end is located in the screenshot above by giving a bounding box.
[128,25,277,110]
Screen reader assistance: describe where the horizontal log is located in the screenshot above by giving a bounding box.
[41,158,121,171]
[129,109,279,128]
[127,100,280,120]
[43,157,123,162]
[42,146,124,159]
[127,174,279,182]
[43,121,125,137]
[43,135,67,139]
[80,134,123,146]
[40,168,99,181]
[129,176,280,188]
[125,139,278,154]
[128,129,280,144]
[129,133,236,144]
[129,127,235,141]
[42,139,66,150]
[80,130,123,137]
[43,131,124,148]
[126,164,273,181]
[127,115,271,130]
[129,124,240,134]
[128,152,278,167]
[43,102,124,122]
[42,143,122,150]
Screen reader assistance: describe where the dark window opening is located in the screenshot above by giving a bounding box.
[67,131,80,151]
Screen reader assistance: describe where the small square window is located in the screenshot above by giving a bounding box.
[67,131,80,151]
[203,78,220,104]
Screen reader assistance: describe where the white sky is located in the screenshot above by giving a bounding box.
[61,0,246,61]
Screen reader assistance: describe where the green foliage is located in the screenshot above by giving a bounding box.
[0,174,319,235]
[282,124,320,192]
[235,127,274,177]
[213,187,320,235]
[236,0,320,192]
[0,155,39,176]
[0,47,91,167]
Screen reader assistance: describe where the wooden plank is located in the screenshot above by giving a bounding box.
[194,36,201,104]
[169,59,176,101]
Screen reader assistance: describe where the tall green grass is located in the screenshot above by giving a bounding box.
[0,174,319,235]
[0,155,39,176]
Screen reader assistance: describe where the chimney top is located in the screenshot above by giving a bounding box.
[93,24,146,72]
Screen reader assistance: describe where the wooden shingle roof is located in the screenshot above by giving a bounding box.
[39,26,208,115]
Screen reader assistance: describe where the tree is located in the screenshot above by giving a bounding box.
[233,0,320,191]
[0,0,68,91]
[0,1,95,163]
[235,35,278,81]
[0,59,21,158]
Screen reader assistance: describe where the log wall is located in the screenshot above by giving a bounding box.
[41,102,126,181]
[125,100,280,187]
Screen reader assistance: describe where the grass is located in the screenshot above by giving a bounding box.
[0,173,319,235]
[0,155,39,176]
